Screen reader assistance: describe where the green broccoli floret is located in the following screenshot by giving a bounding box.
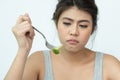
[52,45,62,54]
[52,48,60,54]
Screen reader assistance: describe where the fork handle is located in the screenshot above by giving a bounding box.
[32,26,46,39]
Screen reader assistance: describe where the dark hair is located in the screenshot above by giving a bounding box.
[53,0,98,34]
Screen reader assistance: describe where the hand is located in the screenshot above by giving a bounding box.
[12,13,35,53]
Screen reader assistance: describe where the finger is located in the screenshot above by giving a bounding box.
[16,14,32,24]
[13,21,31,35]
[22,24,35,39]
[29,27,35,39]
[16,15,24,24]
[20,21,34,38]
[24,13,32,24]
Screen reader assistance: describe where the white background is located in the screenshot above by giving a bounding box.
[0,0,120,79]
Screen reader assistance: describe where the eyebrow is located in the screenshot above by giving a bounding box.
[62,17,90,23]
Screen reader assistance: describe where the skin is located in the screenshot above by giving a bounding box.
[4,6,120,80]
[57,6,93,53]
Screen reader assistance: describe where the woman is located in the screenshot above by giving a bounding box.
[5,0,120,80]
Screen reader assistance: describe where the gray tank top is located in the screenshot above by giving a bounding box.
[43,50,103,80]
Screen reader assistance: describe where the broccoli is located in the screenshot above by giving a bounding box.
[52,45,62,54]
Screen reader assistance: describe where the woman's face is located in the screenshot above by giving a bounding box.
[57,6,93,52]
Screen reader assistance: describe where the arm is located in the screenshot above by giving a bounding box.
[109,56,120,80]
[4,13,35,80]
[22,51,44,80]
[4,49,29,80]
[104,54,120,80]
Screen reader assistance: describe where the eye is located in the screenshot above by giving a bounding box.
[63,22,71,26]
[79,25,88,28]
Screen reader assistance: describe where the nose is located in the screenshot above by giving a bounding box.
[69,26,79,36]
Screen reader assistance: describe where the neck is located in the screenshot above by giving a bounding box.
[59,48,94,65]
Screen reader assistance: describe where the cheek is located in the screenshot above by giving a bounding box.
[58,23,68,36]
[57,25,67,39]
[80,29,92,44]
[83,33,91,41]
[80,33,91,46]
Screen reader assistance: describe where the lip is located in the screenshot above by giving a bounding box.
[66,39,79,44]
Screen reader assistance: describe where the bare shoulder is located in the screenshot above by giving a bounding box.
[27,50,45,69]
[103,53,120,67]
[28,51,44,61]
[103,53,120,80]
[22,50,45,80]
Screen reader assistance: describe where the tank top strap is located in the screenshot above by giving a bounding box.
[94,52,104,80]
[43,50,104,80]
[43,50,54,80]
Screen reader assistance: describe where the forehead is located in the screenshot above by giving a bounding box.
[59,6,92,22]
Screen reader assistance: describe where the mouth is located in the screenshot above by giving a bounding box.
[66,39,79,45]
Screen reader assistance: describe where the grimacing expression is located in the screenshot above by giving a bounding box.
[57,6,93,52]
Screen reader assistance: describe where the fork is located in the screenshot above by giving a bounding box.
[32,26,55,50]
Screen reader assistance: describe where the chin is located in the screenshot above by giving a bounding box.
[66,46,84,53]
